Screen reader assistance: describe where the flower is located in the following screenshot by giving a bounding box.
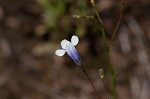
[55,35,82,66]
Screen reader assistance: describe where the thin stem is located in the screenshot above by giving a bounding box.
[110,3,124,45]
[79,66,101,99]
[90,1,116,99]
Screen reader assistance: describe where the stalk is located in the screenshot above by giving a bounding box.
[90,0,117,99]
[79,66,101,99]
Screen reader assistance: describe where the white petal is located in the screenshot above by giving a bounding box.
[71,35,79,46]
[55,49,66,56]
[61,39,70,49]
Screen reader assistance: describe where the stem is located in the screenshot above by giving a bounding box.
[90,1,116,99]
[79,66,101,99]
[110,3,124,45]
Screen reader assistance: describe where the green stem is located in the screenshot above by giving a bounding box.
[91,1,116,99]
[110,3,124,45]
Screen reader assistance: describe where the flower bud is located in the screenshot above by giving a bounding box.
[98,69,104,79]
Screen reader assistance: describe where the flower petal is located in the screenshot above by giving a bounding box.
[66,43,82,66]
[71,35,79,46]
[55,49,66,56]
[61,39,70,49]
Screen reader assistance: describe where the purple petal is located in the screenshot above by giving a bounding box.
[66,43,82,66]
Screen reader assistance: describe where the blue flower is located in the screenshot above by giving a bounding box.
[55,35,82,66]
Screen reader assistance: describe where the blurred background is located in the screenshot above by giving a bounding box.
[0,0,150,99]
